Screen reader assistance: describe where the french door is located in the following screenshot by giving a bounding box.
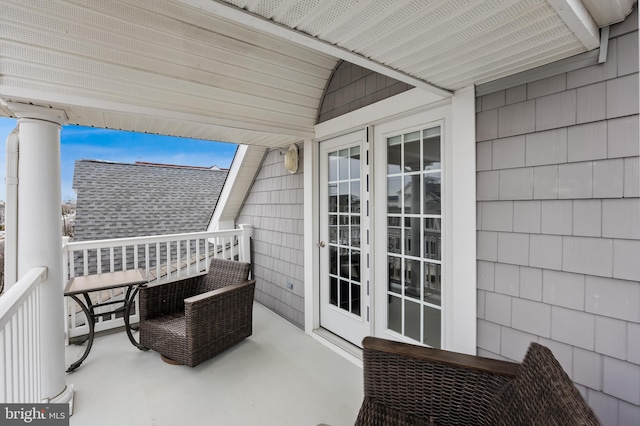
[319,130,370,346]
[373,113,444,348]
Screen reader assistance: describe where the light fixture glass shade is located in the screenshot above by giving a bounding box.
[284,144,299,173]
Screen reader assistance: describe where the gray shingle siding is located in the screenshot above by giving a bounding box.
[236,148,305,328]
[476,9,640,425]
[317,61,412,123]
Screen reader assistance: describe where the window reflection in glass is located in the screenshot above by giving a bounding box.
[388,256,401,294]
[387,136,402,174]
[387,177,402,213]
[424,262,441,306]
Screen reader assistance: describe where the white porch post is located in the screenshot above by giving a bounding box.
[8,103,73,404]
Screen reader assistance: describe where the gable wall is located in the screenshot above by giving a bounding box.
[317,61,412,123]
[476,10,640,425]
[237,148,305,327]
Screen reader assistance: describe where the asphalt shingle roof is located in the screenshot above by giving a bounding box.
[73,160,228,241]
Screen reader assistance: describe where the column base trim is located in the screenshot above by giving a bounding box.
[46,384,75,416]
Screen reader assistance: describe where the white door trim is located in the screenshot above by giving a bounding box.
[306,86,476,356]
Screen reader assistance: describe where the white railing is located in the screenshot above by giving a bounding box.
[0,266,47,403]
[62,226,252,339]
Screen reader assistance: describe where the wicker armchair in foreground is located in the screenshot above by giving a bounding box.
[355,337,601,426]
[139,258,255,367]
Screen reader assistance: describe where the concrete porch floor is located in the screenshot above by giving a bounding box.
[65,302,363,426]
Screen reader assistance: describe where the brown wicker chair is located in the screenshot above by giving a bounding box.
[138,258,255,367]
[355,337,601,426]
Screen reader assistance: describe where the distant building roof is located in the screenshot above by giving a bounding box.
[73,160,228,241]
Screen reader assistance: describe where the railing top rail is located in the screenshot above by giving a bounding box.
[64,229,244,251]
[0,266,47,330]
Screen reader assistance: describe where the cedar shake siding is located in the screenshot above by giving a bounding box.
[476,10,640,425]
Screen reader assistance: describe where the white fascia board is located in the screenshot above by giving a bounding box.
[176,0,452,99]
[208,144,248,232]
[547,0,600,50]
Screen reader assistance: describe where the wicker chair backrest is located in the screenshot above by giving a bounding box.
[486,342,601,425]
[199,258,251,293]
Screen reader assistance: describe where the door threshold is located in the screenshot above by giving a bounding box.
[312,328,363,368]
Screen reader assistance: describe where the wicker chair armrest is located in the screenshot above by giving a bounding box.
[358,337,519,425]
[364,336,520,377]
[139,274,204,320]
[184,280,256,330]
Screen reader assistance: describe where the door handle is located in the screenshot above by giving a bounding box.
[318,241,326,248]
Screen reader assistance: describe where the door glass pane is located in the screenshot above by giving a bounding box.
[328,184,337,212]
[329,245,337,275]
[340,280,349,310]
[339,182,349,212]
[404,217,421,257]
[423,305,441,349]
[405,259,420,300]
[351,283,361,316]
[350,182,360,213]
[424,218,441,260]
[388,295,402,334]
[388,217,401,254]
[326,145,362,318]
[388,256,401,294]
[423,129,441,171]
[351,250,361,283]
[339,248,349,278]
[424,172,441,214]
[350,147,361,179]
[387,177,402,213]
[404,132,421,172]
[405,300,421,341]
[329,152,338,181]
[387,136,402,174]
[424,262,441,306]
[404,175,421,214]
[339,149,349,180]
[385,126,442,346]
[330,277,338,306]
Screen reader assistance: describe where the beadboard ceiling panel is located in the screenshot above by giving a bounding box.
[0,0,335,147]
[0,0,632,147]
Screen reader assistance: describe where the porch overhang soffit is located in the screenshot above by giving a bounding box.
[0,0,633,148]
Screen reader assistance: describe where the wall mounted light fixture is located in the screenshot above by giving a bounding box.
[283,144,299,174]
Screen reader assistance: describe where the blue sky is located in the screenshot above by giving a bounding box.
[0,117,237,202]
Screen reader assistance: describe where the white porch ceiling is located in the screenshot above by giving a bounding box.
[0,0,634,147]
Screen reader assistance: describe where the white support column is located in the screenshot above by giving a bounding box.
[8,103,73,405]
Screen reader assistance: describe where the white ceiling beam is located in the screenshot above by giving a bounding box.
[176,0,453,99]
[546,0,600,50]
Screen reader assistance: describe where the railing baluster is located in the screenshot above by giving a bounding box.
[109,247,115,273]
[122,245,127,271]
[156,242,161,282]
[83,250,89,276]
[97,248,102,274]
[177,240,181,278]
[134,244,139,270]
[145,243,150,281]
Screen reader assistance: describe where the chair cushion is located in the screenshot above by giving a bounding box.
[487,343,600,425]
